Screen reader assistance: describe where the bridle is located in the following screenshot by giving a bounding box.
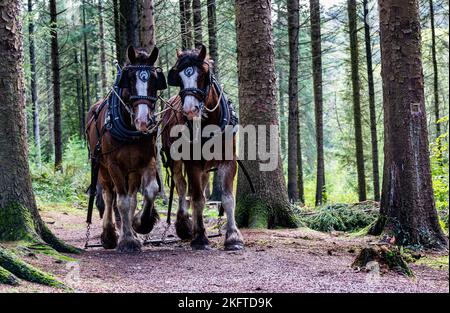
[112,63,167,134]
[119,65,167,115]
[168,57,214,116]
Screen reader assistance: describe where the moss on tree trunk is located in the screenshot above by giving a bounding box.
[0,247,66,288]
[0,265,19,286]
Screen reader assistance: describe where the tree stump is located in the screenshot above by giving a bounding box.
[352,245,414,277]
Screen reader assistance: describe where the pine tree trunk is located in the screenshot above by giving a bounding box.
[297,122,305,204]
[74,51,83,138]
[82,0,90,132]
[207,0,222,201]
[0,0,77,254]
[141,0,156,52]
[235,0,298,229]
[207,0,219,78]
[369,0,448,249]
[363,0,380,201]
[287,0,299,202]
[45,51,54,161]
[127,0,139,47]
[279,68,287,159]
[98,0,108,94]
[310,0,326,206]
[179,0,188,50]
[180,0,193,50]
[192,0,203,48]
[347,0,366,201]
[113,0,121,63]
[119,0,128,64]
[429,0,441,153]
[27,0,41,166]
[49,0,62,170]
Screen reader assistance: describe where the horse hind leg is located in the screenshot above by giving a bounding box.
[219,163,244,251]
[173,161,193,240]
[133,170,160,234]
[188,168,210,250]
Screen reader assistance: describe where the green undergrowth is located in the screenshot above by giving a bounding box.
[415,255,449,270]
[301,202,379,233]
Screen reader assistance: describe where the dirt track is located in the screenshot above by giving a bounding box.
[1,207,448,293]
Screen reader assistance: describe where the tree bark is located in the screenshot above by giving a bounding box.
[207,0,219,78]
[44,50,54,161]
[98,0,108,94]
[0,0,77,254]
[192,0,203,48]
[347,0,367,201]
[49,0,62,170]
[297,123,305,204]
[180,0,193,50]
[127,0,140,47]
[113,0,121,63]
[279,68,287,159]
[82,0,90,133]
[429,0,441,154]
[310,0,326,206]
[235,0,298,229]
[287,0,299,202]
[75,51,83,138]
[363,0,380,201]
[118,0,129,66]
[141,0,156,52]
[27,0,41,166]
[369,0,448,249]
[207,0,222,201]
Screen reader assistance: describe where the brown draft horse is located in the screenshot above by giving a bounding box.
[161,45,244,251]
[86,46,164,252]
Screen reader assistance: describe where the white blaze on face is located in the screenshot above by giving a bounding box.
[135,71,148,97]
[179,66,200,116]
[135,71,149,127]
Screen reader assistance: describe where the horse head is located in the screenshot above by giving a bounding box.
[168,44,214,121]
[118,46,167,133]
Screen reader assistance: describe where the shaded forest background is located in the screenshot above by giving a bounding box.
[22,0,448,227]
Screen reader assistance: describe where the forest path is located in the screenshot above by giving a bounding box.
[1,206,448,293]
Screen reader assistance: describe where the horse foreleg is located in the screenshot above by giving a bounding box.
[173,161,192,240]
[188,167,209,250]
[133,166,160,234]
[219,162,244,251]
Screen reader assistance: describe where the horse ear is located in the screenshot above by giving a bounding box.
[127,45,136,64]
[176,49,182,58]
[148,46,159,65]
[198,44,207,61]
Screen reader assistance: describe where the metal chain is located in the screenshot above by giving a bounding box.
[216,215,223,236]
[84,223,91,249]
[161,222,171,243]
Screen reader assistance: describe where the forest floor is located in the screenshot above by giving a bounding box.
[0,203,448,293]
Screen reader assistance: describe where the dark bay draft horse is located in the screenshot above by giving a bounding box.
[86,46,167,252]
[161,45,244,251]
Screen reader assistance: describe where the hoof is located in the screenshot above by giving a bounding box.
[117,237,142,253]
[224,242,244,251]
[225,230,244,251]
[175,217,193,240]
[101,229,118,250]
[191,236,210,251]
